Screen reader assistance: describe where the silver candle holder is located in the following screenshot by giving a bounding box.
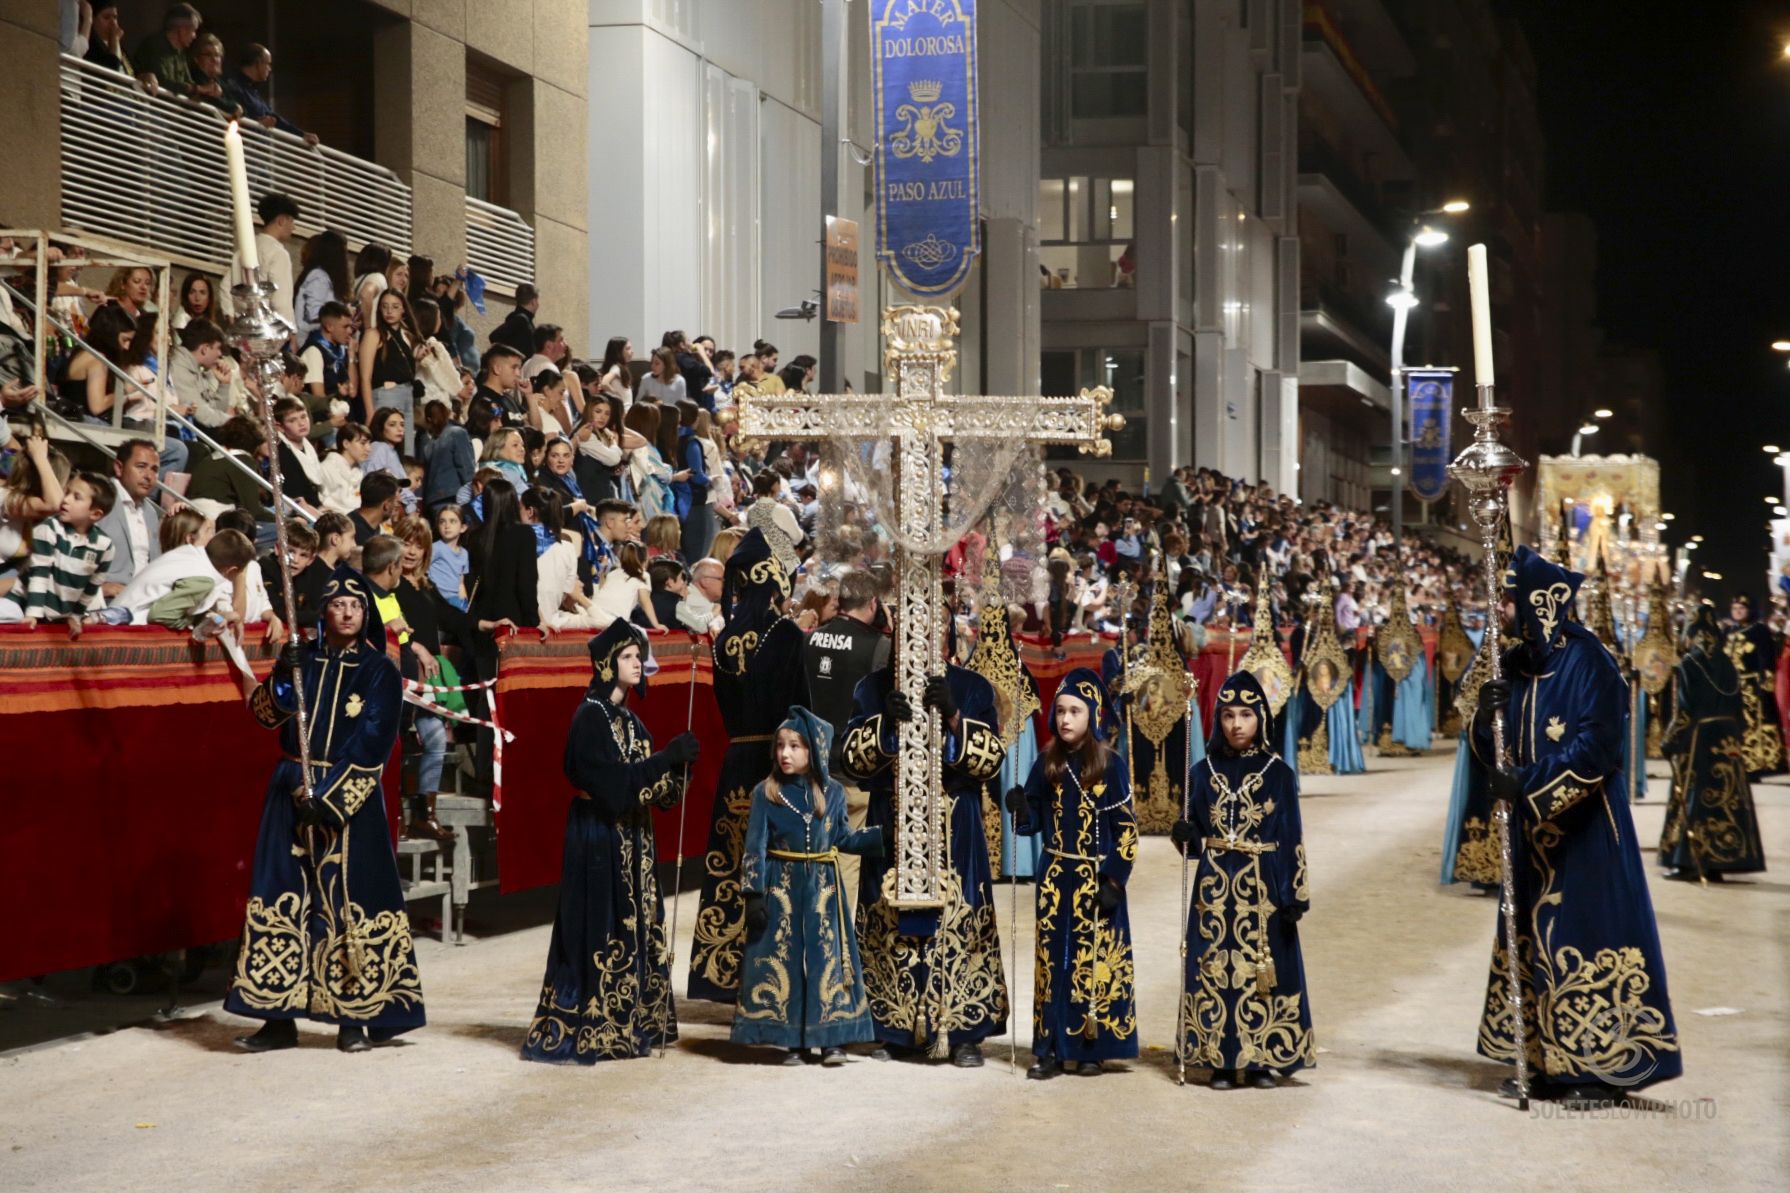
[1447,387,1531,1110]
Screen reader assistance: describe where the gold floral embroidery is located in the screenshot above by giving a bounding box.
[688,784,755,994]
[1454,816,1502,884]
[736,883,796,1023]
[860,862,1007,1049]
[1528,581,1573,644]
[1478,821,1679,1082]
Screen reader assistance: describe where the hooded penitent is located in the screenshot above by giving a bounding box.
[587,618,651,698]
[688,527,813,1005]
[1056,666,1109,742]
[1468,545,1682,1092]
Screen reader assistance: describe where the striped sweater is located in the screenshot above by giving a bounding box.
[23,518,115,622]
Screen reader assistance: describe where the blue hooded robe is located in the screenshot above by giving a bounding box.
[1469,546,1681,1092]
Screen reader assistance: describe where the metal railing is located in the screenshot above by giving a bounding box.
[58,54,412,270]
[1,270,312,523]
[465,196,535,295]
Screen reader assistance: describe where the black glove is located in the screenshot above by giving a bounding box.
[273,639,302,679]
[1281,905,1304,926]
[1477,678,1512,720]
[1003,785,1027,815]
[886,689,915,723]
[1488,767,1522,803]
[1169,818,1197,848]
[663,732,700,767]
[1096,880,1120,916]
[743,892,768,944]
[922,674,957,720]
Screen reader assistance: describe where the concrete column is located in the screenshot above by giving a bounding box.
[0,11,62,229]
[372,22,467,271]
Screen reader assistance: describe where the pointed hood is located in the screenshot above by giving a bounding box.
[1208,668,1271,756]
[1056,667,1110,742]
[775,704,835,791]
[716,528,789,676]
[1505,544,1583,666]
[587,619,652,698]
[1684,603,1723,658]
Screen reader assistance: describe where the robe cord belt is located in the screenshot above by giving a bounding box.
[1203,837,1277,855]
[1046,847,1106,863]
[764,848,853,989]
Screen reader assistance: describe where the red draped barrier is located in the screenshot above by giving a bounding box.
[492,631,725,894]
[2,628,269,980]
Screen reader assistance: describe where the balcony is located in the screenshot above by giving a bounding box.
[465,197,536,295]
[1301,13,1413,182]
[57,54,411,269]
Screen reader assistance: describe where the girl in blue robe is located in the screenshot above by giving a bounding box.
[520,622,699,1064]
[1005,668,1139,1078]
[734,707,887,1063]
[1171,670,1314,1089]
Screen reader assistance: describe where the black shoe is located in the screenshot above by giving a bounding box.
[870,1046,893,1062]
[1209,1069,1236,1090]
[781,1048,807,1066]
[1247,1071,1277,1090]
[1079,1059,1103,1076]
[233,1020,297,1053]
[1026,1055,1061,1081]
[336,1026,370,1053]
[951,1042,984,1068]
[1558,1083,1622,1109]
[367,1027,403,1048]
[821,1047,847,1067]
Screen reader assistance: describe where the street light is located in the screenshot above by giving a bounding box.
[1571,422,1599,457]
[1771,340,1790,352]
[1388,200,1472,551]
[1593,408,1613,419]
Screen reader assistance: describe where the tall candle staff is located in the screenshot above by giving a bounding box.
[1447,243,1531,1110]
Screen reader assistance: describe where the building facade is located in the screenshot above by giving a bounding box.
[5,0,585,340]
[1037,0,1303,494]
[585,0,1044,403]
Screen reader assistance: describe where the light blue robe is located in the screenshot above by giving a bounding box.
[1327,697,1365,774]
[998,716,1044,878]
[1392,651,1433,751]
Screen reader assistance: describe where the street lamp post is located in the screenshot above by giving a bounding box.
[1385,203,1468,551]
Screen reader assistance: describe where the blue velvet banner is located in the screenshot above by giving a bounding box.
[1407,370,1455,502]
[871,0,980,298]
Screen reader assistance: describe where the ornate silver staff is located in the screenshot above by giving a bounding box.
[1174,688,1195,1086]
[230,269,310,807]
[1447,243,1530,1111]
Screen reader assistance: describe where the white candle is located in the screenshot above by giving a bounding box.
[1467,243,1494,389]
[223,121,259,273]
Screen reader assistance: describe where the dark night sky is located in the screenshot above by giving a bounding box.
[1505,0,1790,598]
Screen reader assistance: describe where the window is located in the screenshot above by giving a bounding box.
[1043,348,1147,461]
[466,62,508,206]
[1069,2,1147,119]
[1038,176,1135,288]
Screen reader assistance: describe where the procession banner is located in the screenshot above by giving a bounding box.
[872,0,980,298]
[1407,369,1455,502]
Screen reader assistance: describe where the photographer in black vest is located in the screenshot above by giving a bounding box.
[804,569,890,769]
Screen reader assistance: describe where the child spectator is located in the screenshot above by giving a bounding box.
[644,512,681,561]
[429,504,470,611]
[631,557,686,632]
[112,528,256,629]
[320,422,371,514]
[21,470,116,634]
